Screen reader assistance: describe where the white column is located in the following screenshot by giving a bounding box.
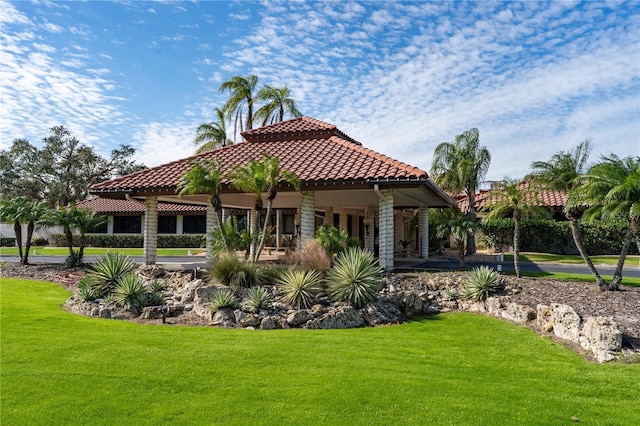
[419,207,429,259]
[176,215,184,235]
[206,204,218,263]
[107,215,114,234]
[378,189,394,271]
[364,206,375,254]
[300,191,315,245]
[276,210,282,249]
[143,197,158,265]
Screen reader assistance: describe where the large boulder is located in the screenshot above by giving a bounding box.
[211,308,235,327]
[501,303,536,324]
[362,297,402,326]
[536,304,554,332]
[137,265,165,279]
[579,316,623,363]
[287,310,313,327]
[305,305,365,329]
[551,303,582,342]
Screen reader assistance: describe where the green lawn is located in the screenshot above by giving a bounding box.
[515,271,640,287]
[0,247,205,257]
[505,252,640,267]
[2,279,639,425]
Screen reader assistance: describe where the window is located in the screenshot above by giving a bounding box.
[158,216,177,234]
[183,215,206,234]
[282,214,295,234]
[88,221,107,234]
[113,216,142,234]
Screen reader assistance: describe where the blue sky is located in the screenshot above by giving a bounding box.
[1,0,638,182]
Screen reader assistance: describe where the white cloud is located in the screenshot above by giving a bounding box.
[132,121,198,167]
[41,21,64,33]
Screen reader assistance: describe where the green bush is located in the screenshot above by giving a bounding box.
[209,289,240,313]
[48,233,205,248]
[276,269,322,309]
[314,225,360,258]
[461,266,504,302]
[325,247,382,308]
[207,254,264,288]
[145,291,165,307]
[85,252,137,298]
[242,287,272,313]
[112,274,147,309]
[146,279,167,293]
[77,279,98,302]
[0,237,16,247]
[441,287,459,301]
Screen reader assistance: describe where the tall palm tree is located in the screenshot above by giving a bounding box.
[481,178,550,278]
[219,74,259,141]
[0,197,29,263]
[569,154,640,290]
[73,208,108,261]
[529,139,607,288]
[254,84,302,126]
[431,128,491,255]
[22,200,49,265]
[230,153,300,263]
[177,158,231,253]
[194,108,233,154]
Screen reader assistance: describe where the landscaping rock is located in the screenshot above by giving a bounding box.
[536,304,554,332]
[551,303,582,342]
[305,305,365,329]
[212,308,235,327]
[141,306,164,320]
[501,302,536,324]
[260,316,281,330]
[287,310,313,326]
[137,265,165,279]
[579,316,623,363]
[485,297,503,314]
[362,297,402,326]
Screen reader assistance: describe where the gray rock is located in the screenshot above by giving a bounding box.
[579,316,623,363]
[485,297,503,314]
[240,314,261,328]
[501,303,536,324]
[141,306,164,320]
[137,265,165,279]
[362,297,402,326]
[260,316,281,330]
[212,308,235,327]
[551,303,581,342]
[305,305,365,329]
[287,310,313,326]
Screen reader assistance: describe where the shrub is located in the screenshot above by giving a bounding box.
[276,269,322,309]
[314,225,360,258]
[145,291,165,307]
[208,254,262,288]
[209,289,240,313]
[146,279,167,293]
[241,287,272,313]
[31,237,49,246]
[85,252,137,298]
[64,250,82,268]
[461,266,504,302]
[48,233,205,248]
[77,279,97,302]
[441,287,459,301]
[284,239,331,272]
[325,247,382,308]
[0,237,16,247]
[112,274,147,309]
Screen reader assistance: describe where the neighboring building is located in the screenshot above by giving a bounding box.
[90,117,456,269]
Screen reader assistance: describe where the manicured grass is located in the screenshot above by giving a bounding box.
[0,247,205,257]
[2,279,639,425]
[505,252,640,267]
[515,271,640,287]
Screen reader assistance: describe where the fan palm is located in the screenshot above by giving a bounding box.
[177,158,231,253]
[194,108,232,154]
[481,178,550,277]
[529,139,607,288]
[254,84,302,126]
[21,200,49,264]
[0,197,29,263]
[219,74,258,141]
[431,128,491,255]
[72,208,108,261]
[568,154,640,290]
[434,208,480,270]
[230,153,300,263]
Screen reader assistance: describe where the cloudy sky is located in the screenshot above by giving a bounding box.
[1,0,638,182]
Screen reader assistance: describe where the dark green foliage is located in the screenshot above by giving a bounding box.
[242,287,272,313]
[77,279,98,302]
[0,237,16,247]
[145,291,165,307]
[146,279,167,293]
[314,225,360,258]
[209,289,240,313]
[112,274,147,309]
[85,252,137,298]
[325,247,382,308]
[462,266,504,302]
[208,254,263,288]
[64,250,81,268]
[276,269,322,308]
[480,219,637,255]
[48,233,205,248]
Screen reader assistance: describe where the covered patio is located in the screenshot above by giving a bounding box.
[91,117,456,270]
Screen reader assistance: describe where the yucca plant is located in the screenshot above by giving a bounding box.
[146,278,167,293]
[209,288,240,313]
[85,252,137,298]
[77,279,97,302]
[441,287,459,301]
[112,274,147,309]
[241,286,272,313]
[145,291,165,307]
[276,269,322,309]
[461,266,504,301]
[325,247,382,308]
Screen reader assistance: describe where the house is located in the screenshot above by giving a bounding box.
[90,117,456,270]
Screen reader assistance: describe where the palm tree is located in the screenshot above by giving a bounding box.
[73,208,108,261]
[22,200,49,265]
[0,197,29,263]
[431,128,491,255]
[177,158,231,253]
[569,155,640,290]
[194,108,233,154]
[230,153,300,263]
[481,179,550,278]
[254,84,302,126]
[219,74,259,141]
[45,206,79,261]
[434,208,479,270]
[529,139,607,288]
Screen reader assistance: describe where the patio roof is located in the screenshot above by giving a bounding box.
[76,198,206,215]
[91,116,455,208]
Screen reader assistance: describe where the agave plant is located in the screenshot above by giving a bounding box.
[146,278,167,293]
[441,287,459,301]
[276,269,322,309]
[77,279,97,302]
[85,252,137,298]
[209,288,240,313]
[112,274,147,309]
[325,247,382,308]
[145,291,165,307]
[461,266,504,301]
[241,286,272,313]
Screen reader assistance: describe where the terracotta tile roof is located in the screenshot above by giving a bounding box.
[76,198,206,215]
[91,116,428,195]
[456,181,567,212]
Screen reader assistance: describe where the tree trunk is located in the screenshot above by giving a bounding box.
[13,221,23,263]
[457,238,466,270]
[211,196,231,254]
[249,208,260,263]
[64,224,74,257]
[513,216,521,278]
[609,228,633,290]
[465,195,477,256]
[255,200,273,261]
[23,220,35,265]
[568,217,607,289]
[78,234,87,262]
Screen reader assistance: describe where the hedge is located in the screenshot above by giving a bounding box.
[1,237,16,247]
[48,234,205,249]
[479,219,638,255]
